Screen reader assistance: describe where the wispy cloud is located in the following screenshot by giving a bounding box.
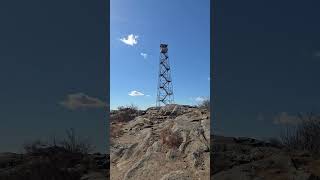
[128,90,144,96]
[145,94,151,97]
[140,53,148,59]
[195,96,209,102]
[60,93,106,110]
[208,77,210,81]
[273,112,301,125]
[120,34,138,46]
[314,51,320,57]
[188,96,210,105]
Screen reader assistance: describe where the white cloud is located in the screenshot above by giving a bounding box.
[60,93,106,110]
[120,34,138,46]
[146,94,151,97]
[128,90,144,96]
[140,53,148,59]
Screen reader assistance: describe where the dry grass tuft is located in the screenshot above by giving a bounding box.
[110,123,124,139]
[160,123,182,149]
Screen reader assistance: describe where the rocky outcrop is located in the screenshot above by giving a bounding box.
[110,104,210,180]
[211,135,320,180]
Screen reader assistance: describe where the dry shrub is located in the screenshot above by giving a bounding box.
[23,140,48,154]
[60,128,94,154]
[24,128,94,155]
[198,99,210,111]
[20,128,95,180]
[281,113,320,154]
[160,123,182,149]
[110,104,140,122]
[117,104,139,113]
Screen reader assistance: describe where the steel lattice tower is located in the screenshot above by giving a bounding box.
[156,44,174,107]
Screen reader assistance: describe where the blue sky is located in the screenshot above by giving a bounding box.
[213,0,320,139]
[110,0,210,110]
[0,0,107,153]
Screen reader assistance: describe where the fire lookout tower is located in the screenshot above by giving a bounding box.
[156,44,174,107]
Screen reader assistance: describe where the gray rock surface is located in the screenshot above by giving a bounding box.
[110,104,210,180]
[211,135,320,180]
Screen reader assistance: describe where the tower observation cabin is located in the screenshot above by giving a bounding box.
[160,44,168,53]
